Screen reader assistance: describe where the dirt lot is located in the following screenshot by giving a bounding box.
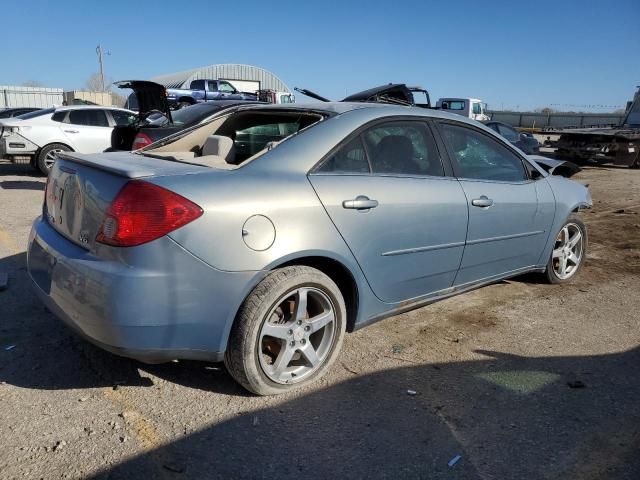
[0,160,639,480]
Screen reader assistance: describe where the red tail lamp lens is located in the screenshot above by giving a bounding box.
[96,181,203,247]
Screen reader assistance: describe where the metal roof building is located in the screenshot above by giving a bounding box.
[150,64,290,93]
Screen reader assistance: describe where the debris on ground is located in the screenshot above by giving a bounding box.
[4,345,16,351]
[407,389,417,396]
[52,440,66,452]
[567,380,587,389]
[163,462,186,473]
[391,344,404,354]
[448,455,462,467]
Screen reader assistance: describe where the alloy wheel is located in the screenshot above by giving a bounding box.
[44,148,64,169]
[552,223,584,280]
[258,287,336,384]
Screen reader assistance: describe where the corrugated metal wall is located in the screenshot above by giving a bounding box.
[0,86,64,108]
[489,111,625,129]
[151,64,290,92]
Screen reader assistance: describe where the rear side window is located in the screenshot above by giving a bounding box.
[317,136,369,173]
[440,123,528,182]
[68,110,109,127]
[51,111,66,123]
[496,124,519,142]
[442,101,465,110]
[363,122,444,176]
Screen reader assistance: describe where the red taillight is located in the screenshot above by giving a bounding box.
[96,181,203,247]
[132,133,153,150]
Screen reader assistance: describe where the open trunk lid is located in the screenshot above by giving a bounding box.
[114,80,172,121]
[44,151,208,251]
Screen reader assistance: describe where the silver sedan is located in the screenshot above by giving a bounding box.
[27,102,591,395]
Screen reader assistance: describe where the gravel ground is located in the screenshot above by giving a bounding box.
[0,159,639,480]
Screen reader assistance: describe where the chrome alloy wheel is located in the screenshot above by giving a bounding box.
[44,148,65,169]
[552,223,584,280]
[258,287,337,384]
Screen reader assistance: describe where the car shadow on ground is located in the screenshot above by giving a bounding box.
[0,160,42,177]
[92,347,640,480]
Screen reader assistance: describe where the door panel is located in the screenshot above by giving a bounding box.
[454,179,542,285]
[310,175,468,303]
[436,121,547,284]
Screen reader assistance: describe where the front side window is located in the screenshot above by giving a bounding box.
[68,110,109,127]
[440,123,528,182]
[472,103,482,115]
[218,81,236,93]
[363,122,444,176]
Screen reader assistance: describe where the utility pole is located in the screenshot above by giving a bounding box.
[96,45,111,92]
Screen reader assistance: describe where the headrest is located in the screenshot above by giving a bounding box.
[202,135,235,163]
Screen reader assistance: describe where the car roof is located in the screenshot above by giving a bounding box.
[55,105,133,112]
[235,101,485,124]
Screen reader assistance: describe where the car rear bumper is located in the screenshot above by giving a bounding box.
[0,134,38,158]
[27,216,262,363]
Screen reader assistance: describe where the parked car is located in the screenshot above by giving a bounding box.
[111,79,263,150]
[0,106,137,174]
[28,102,591,395]
[484,121,540,154]
[167,79,258,109]
[0,107,40,119]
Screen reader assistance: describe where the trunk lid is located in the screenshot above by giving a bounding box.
[114,80,173,122]
[45,151,208,251]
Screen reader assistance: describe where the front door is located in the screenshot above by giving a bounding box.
[309,120,469,303]
[438,122,545,285]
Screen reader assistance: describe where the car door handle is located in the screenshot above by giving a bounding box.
[471,196,494,208]
[342,195,379,211]
[64,129,79,134]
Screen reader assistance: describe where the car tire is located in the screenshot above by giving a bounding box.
[544,214,588,284]
[37,143,71,175]
[225,266,347,396]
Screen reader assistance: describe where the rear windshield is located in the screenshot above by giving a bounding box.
[216,111,323,162]
[17,108,54,120]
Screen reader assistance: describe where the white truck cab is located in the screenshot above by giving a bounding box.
[437,97,489,121]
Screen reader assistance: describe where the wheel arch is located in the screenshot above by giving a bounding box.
[274,255,360,332]
[37,141,75,155]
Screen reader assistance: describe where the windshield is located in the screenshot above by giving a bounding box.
[17,108,54,120]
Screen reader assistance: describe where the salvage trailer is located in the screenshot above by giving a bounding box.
[552,87,640,168]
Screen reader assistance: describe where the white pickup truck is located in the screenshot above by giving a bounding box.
[437,97,489,121]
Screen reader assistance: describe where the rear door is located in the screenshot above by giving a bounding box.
[309,119,469,303]
[437,121,547,285]
[61,109,113,153]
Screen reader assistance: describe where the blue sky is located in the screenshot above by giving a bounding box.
[1,0,638,111]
